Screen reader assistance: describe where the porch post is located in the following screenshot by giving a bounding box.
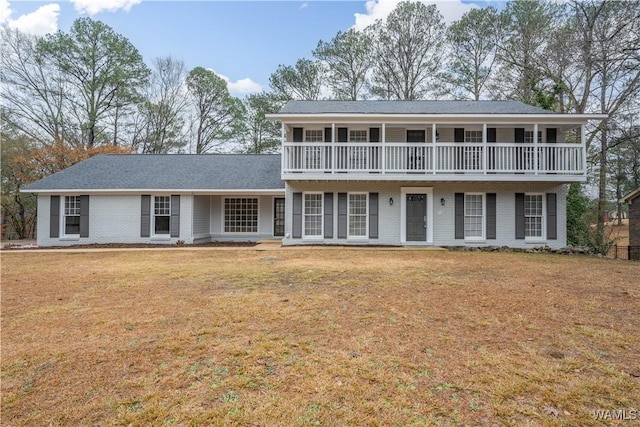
[581,124,586,174]
[432,123,437,175]
[381,122,386,174]
[281,122,286,173]
[482,123,487,174]
[533,123,539,175]
[332,122,336,173]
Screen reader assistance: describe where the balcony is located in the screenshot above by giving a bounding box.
[282,142,586,182]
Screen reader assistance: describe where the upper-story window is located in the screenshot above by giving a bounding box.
[305,129,323,142]
[349,130,367,142]
[524,131,542,143]
[465,130,482,143]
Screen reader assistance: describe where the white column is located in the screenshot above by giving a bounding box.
[533,123,539,175]
[482,123,487,174]
[331,122,336,173]
[281,123,286,173]
[581,124,586,174]
[432,123,437,175]
[382,122,386,174]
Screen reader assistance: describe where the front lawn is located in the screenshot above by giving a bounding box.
[2,249,638,426]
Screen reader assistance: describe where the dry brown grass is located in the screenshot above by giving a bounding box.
[2,249,638,426]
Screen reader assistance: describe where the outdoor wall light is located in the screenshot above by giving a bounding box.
[441,197,446,206]
[389,197,394,206]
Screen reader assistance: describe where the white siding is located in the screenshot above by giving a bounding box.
[284,181,567,249]
[36,194,195,246]
[193,195,211,242]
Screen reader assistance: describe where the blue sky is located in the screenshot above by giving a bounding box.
[1,0,501,96]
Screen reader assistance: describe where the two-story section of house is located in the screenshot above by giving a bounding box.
[269,100,605,248]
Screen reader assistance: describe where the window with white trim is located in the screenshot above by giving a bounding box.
[153,196,171,235]
[224,198,258,233]
[304,129,323,170]
[464,194,484,239]
[64,196,81,235]
[349,130,367,142]
[348,193,368,238]
[524,131,543,143]
[303,193,323,238]
[305,129,323,142]
[464,130,482,143]
[524,194,544,238]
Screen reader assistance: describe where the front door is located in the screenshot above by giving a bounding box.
[273,198,285,237]
[406,194,427,241]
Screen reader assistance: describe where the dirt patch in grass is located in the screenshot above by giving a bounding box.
[2,250,638,425]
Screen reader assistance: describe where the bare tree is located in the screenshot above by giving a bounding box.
[132,56,189,153]
[313,29,373,100]
[369,1,446,100]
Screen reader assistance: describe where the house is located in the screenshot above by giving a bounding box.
[621,187,640,259]
[23,100,606,248]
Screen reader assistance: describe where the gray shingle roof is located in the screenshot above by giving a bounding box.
[278,100,555,115]
[22,154,284,191]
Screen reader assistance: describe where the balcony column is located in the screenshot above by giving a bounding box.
[432,123,437,175]
[281,122,286,173]
[482,123,487,174]
[381,122,386,174]
[533,123,539,175]
[581,124,586,174]
[331,123,336,173]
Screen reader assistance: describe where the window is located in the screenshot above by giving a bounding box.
[464,131,482,170]
[348,194,368,238]
[407,130,426,143]
[524,131,543,143]
[305,129,323,170]
[465,130,483,143]
[224,198,258,233]
[154,196,171,235]
[349,130,367,142]
[464,194,484,239]
[303,193,323,238]
[64,196,81,235]
[305,129,323,142]
[524,194,544,238]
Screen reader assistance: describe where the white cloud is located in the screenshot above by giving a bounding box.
[300,2,309,9]
[70,0,141,15]
[5,2,60,36]
[217,73,263,95]
[0,0,12,24]
[353,0,477,31]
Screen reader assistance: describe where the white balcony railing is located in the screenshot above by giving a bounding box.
[282,142,585,177]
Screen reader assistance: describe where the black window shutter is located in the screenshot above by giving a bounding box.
[337,128,348,142]
[487,128,497,143]
[486,193,496,240]
[546,128,557,143]
[515,193,525,239]
[547,193,557,240]
[50,195,60,238]
[369,128,380,143]
[293,127,303,142]
[324,127,332,143]
[324,193,333,239]
[455,193,464,239]
[170,195,180,238]
[454,128,465,143]
[141,195,151,237]
[79,195,90,238]
[292,192,302,238]
[369,193,379,239]
[337,193,347,238]
[515,128,525,143]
